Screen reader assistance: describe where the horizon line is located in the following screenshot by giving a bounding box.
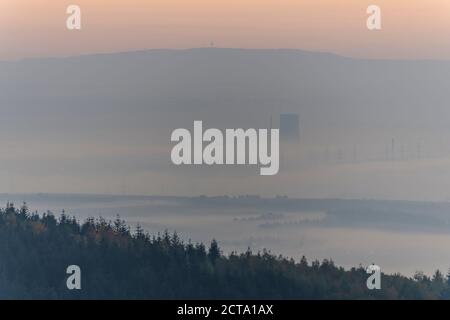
[3,47,450,64]
[0,192,447,205]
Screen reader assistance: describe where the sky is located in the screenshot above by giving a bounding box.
[2,1,450,199]
[2,0,450,60]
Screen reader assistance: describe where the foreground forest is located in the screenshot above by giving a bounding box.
[0,203,448,299]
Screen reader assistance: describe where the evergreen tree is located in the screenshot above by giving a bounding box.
[0,204,444,300]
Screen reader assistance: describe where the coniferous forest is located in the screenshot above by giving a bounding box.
[0,202,448,300]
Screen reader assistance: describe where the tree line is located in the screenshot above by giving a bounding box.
[0,202,448,299]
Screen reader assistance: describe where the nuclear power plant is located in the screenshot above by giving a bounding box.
[279,114,300,142]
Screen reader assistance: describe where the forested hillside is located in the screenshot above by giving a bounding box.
[0,203,447,299]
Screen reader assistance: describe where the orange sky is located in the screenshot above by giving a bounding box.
[1,0,450,60]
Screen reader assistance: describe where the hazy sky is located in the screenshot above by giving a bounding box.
[2,0,450,60]
[2,1,450,199]
[2,48,450,199]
